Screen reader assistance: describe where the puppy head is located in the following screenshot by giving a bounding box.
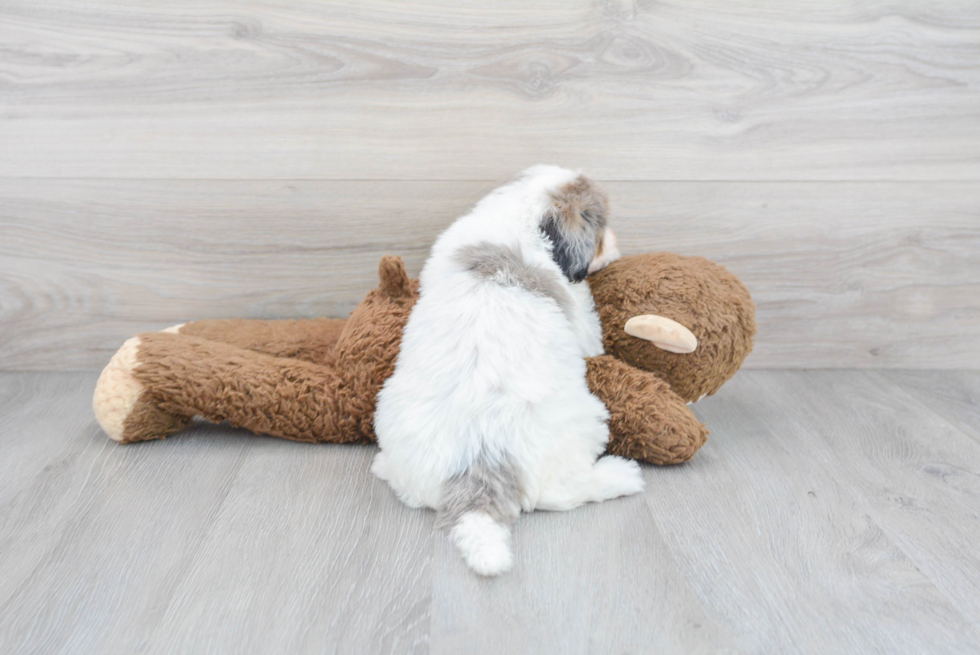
[538,174,619,282]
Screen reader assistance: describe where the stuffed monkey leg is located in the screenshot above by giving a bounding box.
[93,331,350,445]
[94,334,708,461]
[170,317,348,366]
[586,355,708,465]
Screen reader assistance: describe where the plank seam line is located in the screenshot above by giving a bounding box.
[1,178,979,184]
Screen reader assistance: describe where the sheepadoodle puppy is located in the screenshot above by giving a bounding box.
[372,165,643,576]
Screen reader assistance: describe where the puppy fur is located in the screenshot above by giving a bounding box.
[372,165,640,576]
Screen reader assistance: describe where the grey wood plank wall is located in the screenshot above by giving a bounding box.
[1,1,978,370]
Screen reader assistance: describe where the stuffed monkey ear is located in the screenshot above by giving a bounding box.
[378,255,412,298]
[624,315,698,354]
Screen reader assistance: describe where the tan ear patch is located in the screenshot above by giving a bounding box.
[588,227,621,274]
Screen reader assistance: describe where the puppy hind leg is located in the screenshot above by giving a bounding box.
[536,456,644,511]
[588,455,645,501]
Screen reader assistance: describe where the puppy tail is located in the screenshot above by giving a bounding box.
[437,454,521,577]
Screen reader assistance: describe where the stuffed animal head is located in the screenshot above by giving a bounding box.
[334,251,755,442]
[588,252,756,403]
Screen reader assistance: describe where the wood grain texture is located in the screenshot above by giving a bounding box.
[4,0,980,649]
[429,493,736,654]
[1,0,979,180]
[0,372,431,655]
[5,371,980,653]
[2,0,978,370]
[723,370,980,634]
[138,444,432,655]
[2,179,978,370]
[0,178,489,370]
[612,182,980,369]
[876,370,980,445]
[640,372,980,653]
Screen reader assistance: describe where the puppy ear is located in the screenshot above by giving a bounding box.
[540,175,609,282]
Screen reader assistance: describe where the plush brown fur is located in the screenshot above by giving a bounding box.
[179,317,348,366]
[329,255,419,442]
[99,253,755,465]
[590,253,756,403]
[121,395,193,444]
[133,333,346,443]
[586,355,707,464]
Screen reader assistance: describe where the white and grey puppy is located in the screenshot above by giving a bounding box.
[372,165,641,576]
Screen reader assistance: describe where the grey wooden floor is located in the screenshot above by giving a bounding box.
[2,370,979,654]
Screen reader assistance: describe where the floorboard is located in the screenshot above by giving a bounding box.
[876,370,980,445]
[3,370,980,653]
[429,492,733,655]
[0,373,431,655]
[3,0,978,180]
[3,180,977,370]
[641,372,980,653]
[723,370,980,635]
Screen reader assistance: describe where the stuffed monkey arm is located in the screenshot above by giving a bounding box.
[586,355,708,465]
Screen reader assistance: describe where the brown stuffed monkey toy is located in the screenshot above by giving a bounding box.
[93,252,755,465]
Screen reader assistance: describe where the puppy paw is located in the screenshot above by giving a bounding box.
[592,455,645,500]
[370,450,391,480]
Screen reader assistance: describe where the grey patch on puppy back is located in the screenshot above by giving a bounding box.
[455,241,574,319]
[437,454,522,531]
[540,174,609,282]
